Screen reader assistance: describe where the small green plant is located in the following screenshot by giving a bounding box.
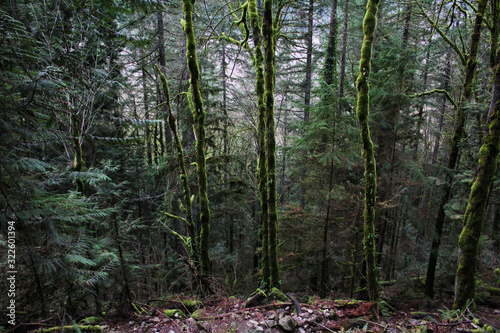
[438,307,461,322]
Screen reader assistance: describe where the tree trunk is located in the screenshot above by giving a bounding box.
[375,0,411,266]
[338,0,349,109]
[158,9,173,153]
[142,66,153,166]
[71,113,85,194]
[454,44,500,310]
[249,0,270,287]
[263,0,280,288]
[319,0,338,296]
[182,0,211,280]
[356,0,380,307]
[299,0,314,210]
[157,66,199,263]
[424,0,487,298]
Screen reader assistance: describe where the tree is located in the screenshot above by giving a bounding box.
[264,0,281,288]
[356,0,381,307]
[419,0,488,298]
[454,3,500,309]
[182,0,212,280]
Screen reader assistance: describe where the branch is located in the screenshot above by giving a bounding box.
[416,0,467,66]
[408,89,458,109]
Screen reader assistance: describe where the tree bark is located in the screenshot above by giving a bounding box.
[158,9,173,153]
[263,0,280,288]
[299,0,315,210]
[71,112,85,194]
[249,0,270,287]
[356,0,380,307]
[157,66,199,263]
[182,0,211,280]
[338,0,349,107]
[320,0,338,295]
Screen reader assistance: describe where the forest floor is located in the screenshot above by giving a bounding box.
[22,284,500,333]
[93,287,500,333]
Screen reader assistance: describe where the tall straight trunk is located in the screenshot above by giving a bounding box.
[338,0,349,105]
[142,66,153,166]
[249,0,270,286]
[454,44,500,310]
[158,9,172,152]
[182,0,211,279]
[157,66,199,263]
[415,46,430,153]
[424,0,488,298]
[303,0,313,124]
[113,214,132,308]
[375,1,412,265]
[356,0,380,307]
[320,0,338,295]
[263,0,280,288]
[299,0,314,210]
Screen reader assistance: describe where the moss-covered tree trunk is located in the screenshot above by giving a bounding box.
[182,0,211,279]
[249,0,270,287]
[424,0,487,298]
[263,0,280,288]
[320,0,338,295]
[157,66,199,263]
[454,44,500,310]
[356,0,380,306]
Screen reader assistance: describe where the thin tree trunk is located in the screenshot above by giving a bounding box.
[71,113,85,194]
[158,9,172,152]
[338,0,349,107]
[113,214,132,309]
[424,0,487,298]
[299,0,314,210]
[263,0,280,288]
[356,0,380,308]
[182,0,211,280]
[142,66,153,166]
[157,66,199,263]
[375,1,411,266]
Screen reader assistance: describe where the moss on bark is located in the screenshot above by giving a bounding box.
[454,47,500,310]
[248,0,270,287]
[263,0,280,289]
[355,0,380,306]
[157,65,199,263]
[182,0,211,280]
[424,0,488,299]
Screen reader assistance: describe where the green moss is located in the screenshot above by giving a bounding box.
[36,325,102,333]
[79,317,103,325]
[191,309,205,320]
[182,0,211,280]
[269,287,288,302]
[164,309,186,319]
[182,298,202,310]
[356,0,381,307]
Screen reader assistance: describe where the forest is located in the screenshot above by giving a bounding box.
[1,0,500,331]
